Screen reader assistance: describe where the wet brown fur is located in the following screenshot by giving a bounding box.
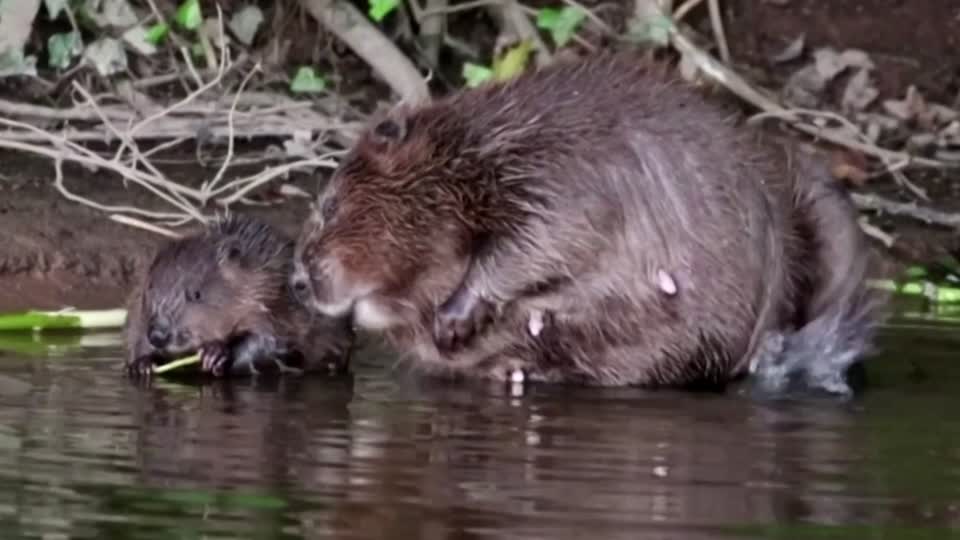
[293,51,885,390]
[125,214,355,377]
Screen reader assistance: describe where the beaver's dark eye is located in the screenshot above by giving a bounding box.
[185,289,202,302]
[321,196,337,221]
[373,118,402,140]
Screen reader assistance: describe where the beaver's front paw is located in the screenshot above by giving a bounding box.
[125,355,156,378]
[200,341,233,377]
[433,287,495,352]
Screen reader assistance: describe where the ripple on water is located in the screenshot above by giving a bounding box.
[0,316,957,539]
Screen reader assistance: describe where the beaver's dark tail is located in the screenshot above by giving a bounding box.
[749,155,888,399]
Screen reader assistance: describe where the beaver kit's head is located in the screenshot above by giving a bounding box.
[129,215,295,361]
[291,108,485,330]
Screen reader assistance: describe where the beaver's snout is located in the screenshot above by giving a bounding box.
[147,319,171,348]
[290,269,313,305]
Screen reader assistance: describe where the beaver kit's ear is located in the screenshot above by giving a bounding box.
[367,109,413,152]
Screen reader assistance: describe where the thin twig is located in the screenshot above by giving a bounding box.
[748,108,933,200]
[564,0,615,35]
[0,118,203,220]
[673,0,704,21]
[857,217,895,248]
[128,9,230,142]
[852,193,960,230]
[202,62,263,201]
[419,0,502,17]
[212,156,340,205]
[110,214,183,239]
[299,0,429,101]
[70,81,199,205]
[706,0,729,64]
[51,156,191,221]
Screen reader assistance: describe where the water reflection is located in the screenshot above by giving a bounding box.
[0,319,957,539]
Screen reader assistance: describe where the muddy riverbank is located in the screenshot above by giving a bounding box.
[0,149,321,310]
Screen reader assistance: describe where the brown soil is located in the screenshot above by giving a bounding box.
[0,0,958,311]
[727,0,960,105]
[0,148,319,311]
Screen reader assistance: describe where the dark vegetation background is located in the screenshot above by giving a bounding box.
[0,0,957,310]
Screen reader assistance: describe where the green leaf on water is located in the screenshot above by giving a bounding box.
[535,6,585,47]
[145,22,169,44]
[0,308,126,332]
[289,66,326,94]
[462,62,493,88]
[368,0,398,22]
[175,0,201,31]
[47,30,83,69]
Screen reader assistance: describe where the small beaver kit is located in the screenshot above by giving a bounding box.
[125,214,355,378]
[291,51,884,394]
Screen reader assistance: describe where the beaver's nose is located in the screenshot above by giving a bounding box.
[291,278,309,300]
[147,323,171,348]
[290,267,313,303]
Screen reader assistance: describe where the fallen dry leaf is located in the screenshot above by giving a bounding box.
[783,47,878,109]
[770,34,805,64]
[882,85,926,122]
[813,47,873,81]
[841,68,879,112]
[907,133,937,153]
[929,104,959,125]
[782,64,825,107]
[830,149,870,187]
[838,49,875,71]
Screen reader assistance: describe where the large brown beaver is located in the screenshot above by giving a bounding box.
[290,51,884,394]
[125,214,355,378]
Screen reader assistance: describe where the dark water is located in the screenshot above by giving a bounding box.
[0,310,959,539]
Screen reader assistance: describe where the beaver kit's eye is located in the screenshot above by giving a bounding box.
[184,289,202,302]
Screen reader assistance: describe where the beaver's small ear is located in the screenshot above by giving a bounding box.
[369,114,412,148]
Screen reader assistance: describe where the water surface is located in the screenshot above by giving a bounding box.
[0,310,958,539]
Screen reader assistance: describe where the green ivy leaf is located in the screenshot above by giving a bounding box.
[368,0,398,22]
[0,48,38,78]
[625,13,674,47]
[82,36,127,76]
[145,22,169,44]
[462,62,493,88]
[43,0,68,19]
[535,6,585,47]
[290,66,326,94]
[228,5,264,46]
[47,30,83,69]
[535,7,560,28]
[175,0,201,31]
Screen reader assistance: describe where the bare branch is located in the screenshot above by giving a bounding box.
[299,0,429,102]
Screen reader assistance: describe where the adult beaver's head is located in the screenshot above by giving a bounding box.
[290,107,485,330]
